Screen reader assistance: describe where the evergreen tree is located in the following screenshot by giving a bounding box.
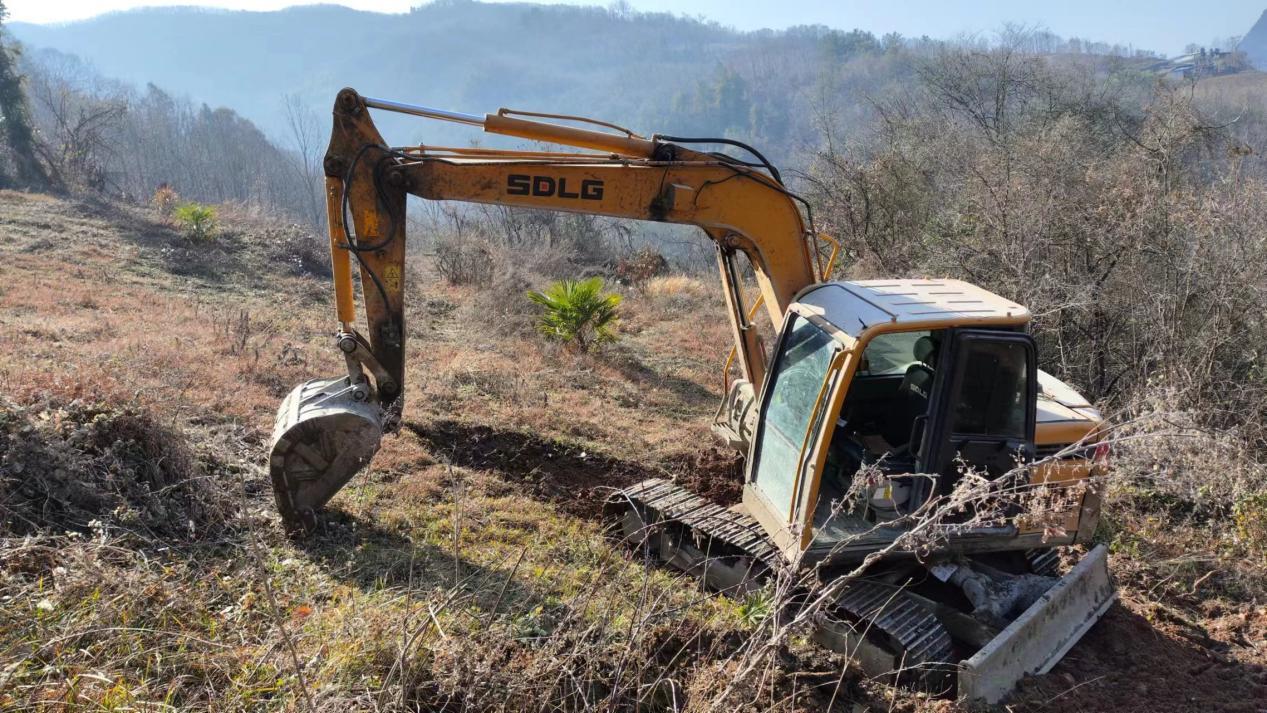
[0,0,50,188]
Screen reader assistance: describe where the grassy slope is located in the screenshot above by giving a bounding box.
[1192,69,1267,105]
[0,191,780,711]
[0,192,1263,711]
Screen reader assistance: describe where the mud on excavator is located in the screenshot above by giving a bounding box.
[268,88,1117,704]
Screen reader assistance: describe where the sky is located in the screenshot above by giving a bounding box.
[5,0,1264,56]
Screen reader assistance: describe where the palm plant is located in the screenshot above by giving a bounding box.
[527,277,621,352]
[173,202,217,241]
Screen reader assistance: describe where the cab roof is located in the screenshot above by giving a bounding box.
[795,279,1031,339]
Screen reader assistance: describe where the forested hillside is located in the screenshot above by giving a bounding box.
[9,2,1160,160]
[19,48,319,222]
[10,1,1194,230]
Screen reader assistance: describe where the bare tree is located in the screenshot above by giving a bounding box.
[282,92,324,228]
[808,41,1267,457]
[25,54,126,192]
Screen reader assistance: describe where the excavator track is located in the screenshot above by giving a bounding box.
[1025,548,1062,577]
[609,478,956,692]
[608,478,780,568]
[828,580,956,691]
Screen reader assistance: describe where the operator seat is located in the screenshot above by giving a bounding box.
[883,336,938,448]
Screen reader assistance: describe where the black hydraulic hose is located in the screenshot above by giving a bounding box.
[337,144,400,310]
[656,135,783,185]
[655,136,821,236]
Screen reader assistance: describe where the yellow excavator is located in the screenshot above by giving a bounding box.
[269,88,1116,703]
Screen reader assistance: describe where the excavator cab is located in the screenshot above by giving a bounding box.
[918,330,1037,488]
[818,328,1036,516]
[801,327,1035,540]
[724,281,1113,700]
[740,280,1085,562]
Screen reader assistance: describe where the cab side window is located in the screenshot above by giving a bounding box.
[949,339,1028,438]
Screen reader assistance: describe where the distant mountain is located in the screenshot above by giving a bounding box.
[8,3,762,149]
[10,3,1144,164]
[1239,10,1267,68]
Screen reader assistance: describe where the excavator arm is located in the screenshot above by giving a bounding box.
[269,88,830,530]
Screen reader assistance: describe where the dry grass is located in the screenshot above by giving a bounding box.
[2,191,1265,711]
[1191,69,1267,106]
[642,275,710,301]
[1094,399,1267,605]
[0,192,791,711]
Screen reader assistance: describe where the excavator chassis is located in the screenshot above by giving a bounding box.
[609,478,1115,704]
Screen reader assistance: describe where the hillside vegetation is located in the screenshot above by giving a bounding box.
[10,3,1162,159]
[0,173,1258,710]
[0,167,1264,711]
[0,190,753,710]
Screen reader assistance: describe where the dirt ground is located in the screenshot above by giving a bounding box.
[1,191,1264,711]
[1007,593,1267,713]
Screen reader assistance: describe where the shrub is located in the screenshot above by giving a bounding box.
[614,247,669,286]
[434,236,494,285]
[469,266,539,336]
[173,202,217,241]
[1234,493,1267,557]
[151,184,178,220]
[643,274,709,300]
[737,587,774,627]
[526,277,621,351]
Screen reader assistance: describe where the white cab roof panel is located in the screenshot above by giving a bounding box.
[796,279,1031,338]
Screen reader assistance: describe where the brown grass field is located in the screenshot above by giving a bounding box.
[0,191,1264,711]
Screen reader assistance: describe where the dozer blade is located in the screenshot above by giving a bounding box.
[268,377,383,532]
[957,544,1116,704]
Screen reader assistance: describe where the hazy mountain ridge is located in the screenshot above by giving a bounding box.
[8,1,1184,166]
[9,3,755,148]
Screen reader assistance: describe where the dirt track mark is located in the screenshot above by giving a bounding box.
[402,419,745,520]
[403,419,656,519]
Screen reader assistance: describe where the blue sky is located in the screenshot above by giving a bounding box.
[7,0,1264,55]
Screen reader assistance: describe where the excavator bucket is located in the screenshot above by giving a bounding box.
[957,544,1117,704]
[268,377,384,532]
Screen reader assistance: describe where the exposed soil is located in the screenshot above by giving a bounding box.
[665,446,745,506]
[0,396,238,540]
[403,420,748,519]
[1007,590,1267,713]
[403,419,657,519]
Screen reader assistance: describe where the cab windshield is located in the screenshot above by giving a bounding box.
[751,316,838,517]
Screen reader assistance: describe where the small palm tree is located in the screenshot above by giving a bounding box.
[527,277,622,352]
[173,202,217,241]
